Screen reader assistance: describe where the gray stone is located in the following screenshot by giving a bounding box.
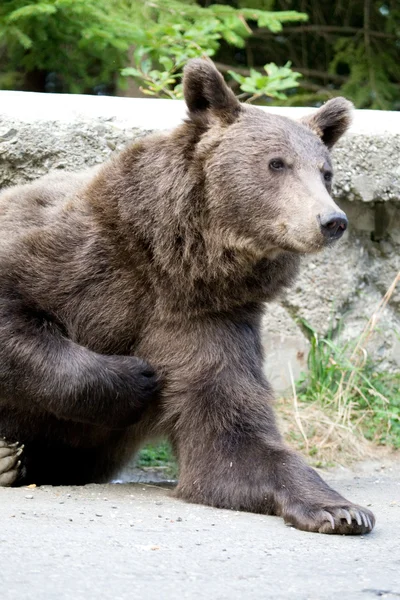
[0,91,399,391]
[332,133,400,204]
[261,303,309,393]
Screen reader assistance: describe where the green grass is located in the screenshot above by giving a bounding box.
[296,320,400,449]
[136,441,178,478]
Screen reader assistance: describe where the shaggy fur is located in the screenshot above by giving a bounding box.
[0,58,374,534]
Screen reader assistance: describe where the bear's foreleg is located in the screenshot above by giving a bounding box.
[0,292,159,429]
[156,314,375,535]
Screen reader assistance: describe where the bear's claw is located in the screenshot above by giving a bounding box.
[0,438,23,486]
[284,502,375,535]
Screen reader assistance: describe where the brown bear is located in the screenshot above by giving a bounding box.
[0,58,374,535]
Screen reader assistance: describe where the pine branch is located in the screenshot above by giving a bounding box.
[253,25,397,40]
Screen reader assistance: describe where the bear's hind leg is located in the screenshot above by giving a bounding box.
[16,442,102,486]
[0,438,23,486]
[0,431,129,487]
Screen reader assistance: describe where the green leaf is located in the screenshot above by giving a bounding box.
[121,67,142,79]
[228,70,246,85]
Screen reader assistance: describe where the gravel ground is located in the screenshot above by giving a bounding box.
[0,460,399,600]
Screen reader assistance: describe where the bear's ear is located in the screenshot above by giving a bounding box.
[300,97,353,149]
[183,58,241,125]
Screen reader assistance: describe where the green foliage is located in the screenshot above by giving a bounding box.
[0,0,306,100]
[0,0,142,92]
[136,441,178,478]
[121,1,307,100]
[297,320,400,448]
[331,36,400,110]
[136,441,174,467]
[0,0,399,108]
[247,0,400,110]
[228,61,301,101]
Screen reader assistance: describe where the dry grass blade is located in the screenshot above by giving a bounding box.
[278,396,370,464]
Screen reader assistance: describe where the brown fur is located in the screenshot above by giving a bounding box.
[0,59,374,534]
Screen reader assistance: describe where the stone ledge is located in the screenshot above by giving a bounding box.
[0,91,399,204]
[1,90,399,133]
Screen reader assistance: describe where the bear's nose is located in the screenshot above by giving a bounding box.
[319,212,348,240]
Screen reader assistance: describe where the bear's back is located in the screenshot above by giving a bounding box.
[0,167,99,238]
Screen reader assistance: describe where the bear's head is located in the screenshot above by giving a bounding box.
[183,59,352,256]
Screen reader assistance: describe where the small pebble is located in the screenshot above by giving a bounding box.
[25,495,33,500]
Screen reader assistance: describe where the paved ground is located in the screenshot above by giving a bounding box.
[1,460,399,600]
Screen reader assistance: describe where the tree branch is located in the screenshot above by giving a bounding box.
[293,68,347,83]
[253,25,396,40]
[214,62,347,84]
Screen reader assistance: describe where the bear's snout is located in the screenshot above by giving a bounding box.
[318,211,348,241]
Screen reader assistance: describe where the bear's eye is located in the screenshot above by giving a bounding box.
[269,159,285,171]
[323,171,333,183]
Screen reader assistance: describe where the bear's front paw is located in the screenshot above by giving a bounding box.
[0,438,23,486]
[283,501,375,535]
[99,355,161,428]
[128,359,161,403]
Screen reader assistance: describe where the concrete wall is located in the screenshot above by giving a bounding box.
[0,91,399,392]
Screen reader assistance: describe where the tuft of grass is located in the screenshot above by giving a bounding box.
[136,441,178,478]
[290,270,400,456]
